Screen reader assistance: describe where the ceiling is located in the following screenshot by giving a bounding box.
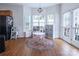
[0,3,58,8]
[25,3,58,8]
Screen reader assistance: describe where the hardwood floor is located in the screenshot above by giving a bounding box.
[0,38,79,56]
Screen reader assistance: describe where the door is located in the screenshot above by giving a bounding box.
[62,12,71,43]
[72,8,79,48]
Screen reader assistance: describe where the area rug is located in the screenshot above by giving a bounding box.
[27,37,54,50]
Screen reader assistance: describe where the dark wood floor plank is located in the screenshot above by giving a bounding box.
[0,38,79,56]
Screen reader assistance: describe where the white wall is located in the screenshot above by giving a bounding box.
[23,5,32,37]
[46,4,61,38]
[0,4,24,37]
[61,3,79,13]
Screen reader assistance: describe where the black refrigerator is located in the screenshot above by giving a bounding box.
[0,16,13,40]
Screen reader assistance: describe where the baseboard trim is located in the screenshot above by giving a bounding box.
[59,38,79,49]
[54,37,62,39]
[17,37,25,39]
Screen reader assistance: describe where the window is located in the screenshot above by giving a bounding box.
[47,15,54,25]
[63,12,71,27]
[39,23,45,26]
[32,15,45,32]
[33,15,39,22]
[33,22,39,26]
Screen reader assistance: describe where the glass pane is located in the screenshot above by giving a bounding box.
[47,15,54,20]
[33,19,39,22]
[47,22,53,25]
[47,15,54,25]
[64,27,70,37]
[47,19,54,23]
[39,23,45,26]
[63,12,71,37]
[73,8,79,27]
[33,15,39,22]
[39,15,45,22]
[33,26,39,32]
[39,19,45,23]
[33,23,38,26]
[63,12,71,27]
